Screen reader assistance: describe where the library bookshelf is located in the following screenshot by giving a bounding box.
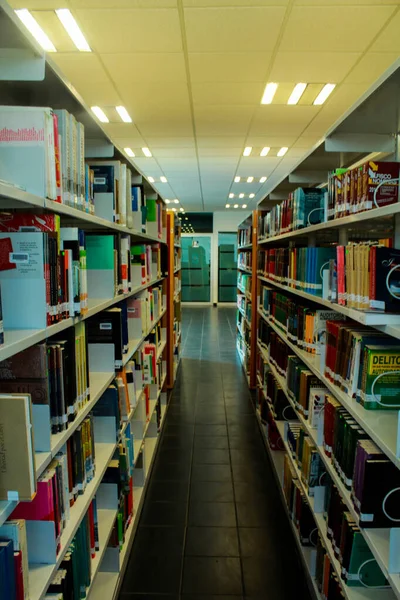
[167,211,182,388]
[237,65,400,600]
[0,5,176,600]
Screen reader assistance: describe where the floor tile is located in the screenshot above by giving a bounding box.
[140,501,187,526]
[194,435,229,449]
[190,481,234,503]
[191,464,232,483]
[193,448,230,464]
[182,557,242,595]
[188,501,237,527]
[185,527,239,557]
[146,480,189,503]
[195,424,228,437]
[134,525,185,555]
[121,554,182,594]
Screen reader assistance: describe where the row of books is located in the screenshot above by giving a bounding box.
[237,294,251,324]
[258,187,325,238]
[0,107,166,238]
[237,272,251,295]
[238,226,252,247]
[325,319,400,410]
[327,161,400,220]
[257,162,400,239]
[259,284,342,356]
[238,251,252,271]
[0,212,164,333]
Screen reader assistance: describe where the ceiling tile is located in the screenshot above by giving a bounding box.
[75,8,182,53]
[188,52,272,83]
[372,10,400,52]
[151,148,197,158]
[102,123,143,138]
[70,0,176,6]
[249,105,318,136]
[112,134,146,148]
[292,135,323,149]
[77,82,122,106]
[9,0,71,7]
[270,52,361,84]
[184,0,288,5]
[101,53,186,84]
[245,135,297,147]
[51,53,110,85]
[32,11,76,51]
[137,113,193,136]
[347,53,399,84]
[145,137,195,148]
[157,158,199,172]
[294,0,399,4]
[184,7,286,52]
[197,136,245,148]
[114,83,191,113]
[279,6,396,53]
[197,148,243,157]
[192,82,264,105]
[194,106,253,135]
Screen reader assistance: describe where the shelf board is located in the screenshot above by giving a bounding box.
[0,277,165,363]
[258,309,400,469]
[174,265,181,274]
[258,202,400,246]
[28,441,116,600]
[237,266,252,274]
[122,307,167,366]
[258,274,400,331]
[0,499,18,528]
[85,507,118,600]
[238,243,252,250]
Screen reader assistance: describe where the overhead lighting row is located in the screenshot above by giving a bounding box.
[91,106,133,124]
[147,176,168,183]
[123,147,152,159]
[242,146,288,157]
[16,8,90,52]
[234,176,267,184]
[225,204,248,209]
[229,193,255,199]
[261,82,336,106]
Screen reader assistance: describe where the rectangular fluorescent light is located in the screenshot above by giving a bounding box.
[115,106,132,123]
[55,9,91,52]
[225,204,230,208]
[249,193,255,199]
[277,147,288,157]
[242,204,247,208]
[142,147,152,157]
[229,193,234,199]
[148,176,155,183]
[124,147,135,157]
[260,147,270,157]
[288,83,307,105]
[261,82,278,105]
[160,176,167,183]
[239,193,244,199]
[243,146,252,157]
[314,83,336,105]
[247,177,254,183]
[234,176,240,183]
[260,177,267,183]
[15,9,56,52]
[91,106,109,123]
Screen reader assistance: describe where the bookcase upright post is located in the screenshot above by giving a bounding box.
[249,210,258,389]
[166,212,181,388]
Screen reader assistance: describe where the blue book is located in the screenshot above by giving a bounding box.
[0,540,16,600]
[131,186,142,212]
[314,248,336,297]
[92,165,114,193]
[92,384,120,439]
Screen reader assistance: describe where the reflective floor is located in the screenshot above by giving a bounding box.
[119,306,311,599]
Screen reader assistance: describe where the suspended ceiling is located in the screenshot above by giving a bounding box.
[7,0,400,212]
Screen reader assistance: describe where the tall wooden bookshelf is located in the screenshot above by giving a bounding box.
[167,211,182,388]
[236,211,258,389]
[249,67,400,600]
[0,6,176,600]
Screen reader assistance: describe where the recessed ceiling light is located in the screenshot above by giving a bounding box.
[314,83,336,105]
[261,82,278,105]
[56,9,91,52]
[160,176,167,183]
[249,193,255,199]
[165,199,171,204]
[260,177,267,183]
[239,193,244,199]
[173,199,179,204]
[15,9,56,52]
[260,147,270,157]
[234,204,239,208]
[185,217,188,220]
[288,83,307,105]
[243,147,252,157]
[226,204,230,208]
[247,176,254,183]
[142,147,152,157]
[277,147,288,157]
[229,193,234,199]
[242,204,247,208]
[91,106,109,123]
[234,176,240,183]
[124,147,135,157]
[172,208,176,212]
[148,176,155,183]
[115,106,132,123]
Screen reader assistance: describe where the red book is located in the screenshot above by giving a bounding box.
[369,244,376,307]
[11,475,54,521]
[88,502,96,558]
[14,551,24,600]
[53,113,62,203]
[0,237,16,271]
[0,213,59,233]
[336,246,345,305]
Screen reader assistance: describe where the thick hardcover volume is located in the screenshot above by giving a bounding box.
[0,540,16,600]
[0,394,36,501]
[87,307,123,368]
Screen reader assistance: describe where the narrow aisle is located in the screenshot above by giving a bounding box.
[119,307,312,600]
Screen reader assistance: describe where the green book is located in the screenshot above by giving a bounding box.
[347,532,387,587]
[362,345,400,409]
[86,235,114,270]
[146,198,157,222]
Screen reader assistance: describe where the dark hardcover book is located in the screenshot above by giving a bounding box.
[92,165,115,193]
[49,330,77,422]
[87,308,123,368]
[0,540,16,600]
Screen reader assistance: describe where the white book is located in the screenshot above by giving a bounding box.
[119,163,127,226]
[0,106,55,199]
[54,109,71,205]
[126,168,133,228]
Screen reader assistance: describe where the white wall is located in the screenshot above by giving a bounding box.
[212,211,249,304]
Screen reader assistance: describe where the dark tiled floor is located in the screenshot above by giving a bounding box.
[119,307,311,600]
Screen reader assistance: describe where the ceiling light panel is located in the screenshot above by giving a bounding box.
[124,147,135,157]
[160,176,168,183]
[148,176,155,183]
[261,82,278,105]
[260,147,270,156]
[229,193,234,199]
[242,204,247,208]
[243,146,252,156]
[91,106,109,123]
[55,9,91,52]
[249,194,255,199]
[15,9,56,52]
[314,83,336,105]
[234,204,239,208]
[260,177,267,183]
[247,177,254,183]
[142,147,152,157]
[288,83,307,105]
[277,147,288,156]
[115,106,132,123]
[239,193,244,199]
[234,176,240,183]
[225,204,230,208]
